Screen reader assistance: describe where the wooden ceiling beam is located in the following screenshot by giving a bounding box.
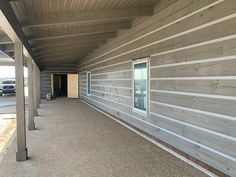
[38,59,80,65]
[32,41,104,51]
[1,43,14,51]
[37,56,85,63]
[34,45,98,56]
[37,56,85,65]
[38,57,82,63]
[0,40,12,45]
[35,49,92,59]
[31,39,106,50]
[0,36,12,44]
[38,61,79,68]
[4,51,14,58]
[0,61,15,66]
[38,60,79,67]
[36,50,91,59]
[21,7,153,27]
[29,32,116,43]
[38,56,85,66]
[0,43,14,58]
[28,22,131,40]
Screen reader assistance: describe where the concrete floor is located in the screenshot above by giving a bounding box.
[0,99,208,177]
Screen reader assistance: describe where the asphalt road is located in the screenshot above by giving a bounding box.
[0,95,16,114]
[0,87,28,114]
[0,95,16,107]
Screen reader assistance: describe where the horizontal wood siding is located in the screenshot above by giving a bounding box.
[77,0,236,175]
[41,71,51,98]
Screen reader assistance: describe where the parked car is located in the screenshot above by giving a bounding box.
[0,79,16,96]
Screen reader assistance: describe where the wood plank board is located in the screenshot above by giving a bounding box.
[67,74,79,98]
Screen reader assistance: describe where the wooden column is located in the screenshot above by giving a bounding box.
[36,67,40,107]
[39,68,41,104]
[27,56,35,130]
[15,42,28,161]
[33,63,38,116]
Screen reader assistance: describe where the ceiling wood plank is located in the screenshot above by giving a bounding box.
[21,7,153,27]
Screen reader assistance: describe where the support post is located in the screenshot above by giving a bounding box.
[33,63,38,116]
[36,67,40,108]
[15,42,28,161]
[38,68,41,104]
[27,56,35,130]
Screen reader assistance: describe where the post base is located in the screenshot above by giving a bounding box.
[16,148,28,162]
[28,122,36,130]
[34,110,38,116]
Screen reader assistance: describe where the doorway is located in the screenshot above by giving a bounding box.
[52,74,68,97]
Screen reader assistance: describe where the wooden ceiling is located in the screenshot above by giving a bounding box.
[0,28,14,59]
[1,0,159,68]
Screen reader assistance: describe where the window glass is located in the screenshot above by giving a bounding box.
[87,72,91,95]
[133,61,147,112]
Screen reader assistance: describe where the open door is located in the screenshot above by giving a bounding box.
[51,74,68,98]
[67,74,78,98]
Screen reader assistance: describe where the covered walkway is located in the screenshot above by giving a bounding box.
[0,99,207,177]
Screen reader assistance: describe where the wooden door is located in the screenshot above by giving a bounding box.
[67,74,78,98]
[51,74,54,96]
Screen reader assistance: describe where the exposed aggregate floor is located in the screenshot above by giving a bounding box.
[0,98,208,177]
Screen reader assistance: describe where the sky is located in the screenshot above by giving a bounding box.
[0,66,28,78]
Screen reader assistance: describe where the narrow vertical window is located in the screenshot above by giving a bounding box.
[132,58,148,114]
[87,71,91,96]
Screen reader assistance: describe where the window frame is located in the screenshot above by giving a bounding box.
[86,71,91,96]
[132,57,149,116]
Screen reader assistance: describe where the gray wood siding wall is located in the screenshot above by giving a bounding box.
[40,66,76,98]
[77,0,236,175]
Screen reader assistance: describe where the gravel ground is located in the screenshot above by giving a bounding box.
[0,114,16,155]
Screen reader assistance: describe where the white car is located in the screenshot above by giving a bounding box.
[0,79,16,96]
